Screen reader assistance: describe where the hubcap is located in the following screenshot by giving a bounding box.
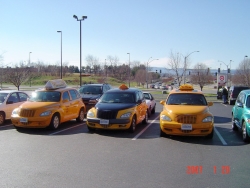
[243,124,246,139]
[53,116,59,129]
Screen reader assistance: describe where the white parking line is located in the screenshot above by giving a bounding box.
[0,124,13,128]
[214,126,228,145]
[49,123,86,135]
[132,115,160,140]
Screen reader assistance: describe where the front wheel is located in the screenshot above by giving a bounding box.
[205,128,214,139]
[242,122,250,142]
[48,114,60,129]
[76,108,85,122]
[142,111,148,124]
[0,112,5,125]
[232,115,238,131]
[128,116,136,133]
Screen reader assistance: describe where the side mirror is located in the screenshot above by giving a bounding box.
[160,100,165,105]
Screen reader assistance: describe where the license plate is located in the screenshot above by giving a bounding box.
[20,118,28,123]
[100,119,109,125]
[181,124,192,130]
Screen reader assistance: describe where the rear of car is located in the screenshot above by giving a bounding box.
[78,83,112,113]
[228,86,250,105]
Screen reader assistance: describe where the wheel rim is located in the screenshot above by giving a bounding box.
[132,118,136,131]
[53,116,60,129]
[0,114,4,125]
[79,110,84,121]
[243,123,246,139]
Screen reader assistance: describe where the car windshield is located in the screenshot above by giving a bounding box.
[79,86,102,94]
[100,93,135,103]
[0,93,8,103]
[143,93,150,100]
[166,93,207,105]
[29,91,61,102]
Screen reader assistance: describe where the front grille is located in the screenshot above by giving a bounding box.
[20,109,35,117]
[97,110,117,119]
[176,115,196,124]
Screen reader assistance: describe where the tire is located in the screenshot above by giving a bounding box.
[87,125,95,132]
[206,128,214,139]
[232,115,238,131]
[160,128,165,137]
[148,106,151,117]
[242,122,250,142]
[0,112,5,125]
[142,111,148,124]
[152,105,156,114]
[229,99,233,105]
[128,116,136,133]
[48,114,60,129]
[76,108,85,122]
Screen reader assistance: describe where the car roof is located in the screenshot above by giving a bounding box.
[240,89,250,95]
[80,83,109,86]
[106,87,141,94]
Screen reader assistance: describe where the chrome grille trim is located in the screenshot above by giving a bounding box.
[20,109,35,117]
[176,115,197,124]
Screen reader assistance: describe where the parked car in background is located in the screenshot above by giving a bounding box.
[78,83,112,112]
[143,92,156,117]
[228,85,250,105]
[11,79,86,129]
[86,84,148,133]
[0,90,29,125]
[232,89,250,142]
[160,85,168,90]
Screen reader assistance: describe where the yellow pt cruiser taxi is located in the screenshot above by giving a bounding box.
[160,84,214,138]
[86,84,148,133]
[11,79,86,129]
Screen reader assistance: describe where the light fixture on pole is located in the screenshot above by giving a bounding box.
[146,57,158,89]
[73,15,87,86]
[29,52,32,65]
[184,51,199,84]
[57,31,62,79]
[127,53,130,87]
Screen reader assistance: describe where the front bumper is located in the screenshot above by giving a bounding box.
[11,116,52,128]
[87,118,131,130]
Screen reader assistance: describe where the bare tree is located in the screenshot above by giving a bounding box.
[135,69,146,87]
[168,50,185,86]
[232,58,250,86]
[86,55,100,74]
[190,63,214,91]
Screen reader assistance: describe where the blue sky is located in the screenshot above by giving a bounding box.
[1,0,249,70]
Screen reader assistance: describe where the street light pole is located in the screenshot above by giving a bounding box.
[29,52,32,65]
[73,15,87,86]
[127,53,130,87]
[57,31,62,79]
[184,51,199,84]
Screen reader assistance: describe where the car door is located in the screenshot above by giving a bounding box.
[61,91,72,121]
[5,92,20,119]
[235,92,245,128]
[69,89,80,118]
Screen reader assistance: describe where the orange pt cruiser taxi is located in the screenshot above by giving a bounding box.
[159,84,214,138]
[11,79,86,129]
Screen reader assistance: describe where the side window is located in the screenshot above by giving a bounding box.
[18,92,29,102]
[135,92,140,102]
[69,90,77,100]
[138,91,144,100]
[62,91,70,101]
[241,93,246,104]
[75,90,81,98]
[8,93,19,103]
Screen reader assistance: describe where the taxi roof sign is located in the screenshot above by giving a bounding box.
[179,84,194,91]
[119,84,129,90]
[45,79,67,90]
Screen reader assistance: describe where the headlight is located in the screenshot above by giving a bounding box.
[40,111,52,117]
[87,111,95,118]
[120,112,131,118]
[160,115,172,121]
[202,116,213,122]
[12,108,19,115]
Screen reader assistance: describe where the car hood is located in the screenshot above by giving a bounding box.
[95,102,136,111]
[80,94,101,100]
[164,105,210,115]
[18,101,60,109]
